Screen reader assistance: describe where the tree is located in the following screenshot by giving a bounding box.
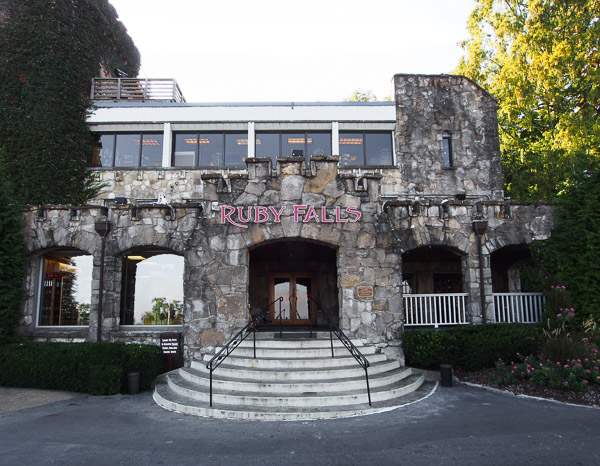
[457,0,600,199]
[142,298,183,325]
[534,165,600,318]
[345,89,378,102]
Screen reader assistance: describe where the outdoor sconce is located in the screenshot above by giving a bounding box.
[411,200,421,215]
[455,193,467,201]
[98,206,109,221]
[36,207,46,221]
[164,206,175,221]
[70,207,80,221]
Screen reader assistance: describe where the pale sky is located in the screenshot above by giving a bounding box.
[109,0,476,103]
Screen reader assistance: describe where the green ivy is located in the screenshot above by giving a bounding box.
[534,165,600,318]
[0,0,140,205]
[0,0,139,340]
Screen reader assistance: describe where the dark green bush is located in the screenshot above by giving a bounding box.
[0,342,164,395]
[403,324,544,371]
[88,364,123,396]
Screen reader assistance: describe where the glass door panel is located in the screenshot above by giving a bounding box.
[273,277,291,321]
[270,273,315,325]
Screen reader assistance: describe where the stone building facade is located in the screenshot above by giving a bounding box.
[18,74,554,363]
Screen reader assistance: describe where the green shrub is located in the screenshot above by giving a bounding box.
[88,364,123,396]
[0,342,164,395]
[403,324,543,371]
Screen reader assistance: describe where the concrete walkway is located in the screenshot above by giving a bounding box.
[0,383,598,465]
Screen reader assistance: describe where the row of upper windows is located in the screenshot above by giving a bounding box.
[89,131,396,168]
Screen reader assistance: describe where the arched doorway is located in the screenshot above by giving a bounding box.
[248,240,338,327]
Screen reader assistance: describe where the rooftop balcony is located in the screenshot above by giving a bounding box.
[90,78,185,103]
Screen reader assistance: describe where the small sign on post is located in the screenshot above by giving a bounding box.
[160,332,183,371]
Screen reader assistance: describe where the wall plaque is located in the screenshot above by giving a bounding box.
[357,286,374,298]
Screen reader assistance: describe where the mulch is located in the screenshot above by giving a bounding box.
[455,368,600,408]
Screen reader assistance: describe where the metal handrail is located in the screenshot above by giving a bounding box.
[205,299,280,407]
[308,296,372,406]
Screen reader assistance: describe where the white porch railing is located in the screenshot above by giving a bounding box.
[493,293,546,324]
[403,293,469,327]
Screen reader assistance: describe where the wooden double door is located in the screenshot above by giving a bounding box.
[269,272,316,325]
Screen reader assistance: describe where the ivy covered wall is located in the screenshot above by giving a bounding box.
[0,0,140,341]
[0,0,140,205]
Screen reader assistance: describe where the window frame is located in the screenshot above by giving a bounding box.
[339,131,394,167]
[37,251,93,327]
[172,132,248,168]
[120,251,184,327]
[255,131,332,163]
[89,132,164,168]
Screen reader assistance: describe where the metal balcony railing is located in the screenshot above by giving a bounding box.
[90,78,185,102]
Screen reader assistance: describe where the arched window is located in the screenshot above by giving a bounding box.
[120,252,184,326]
[38,251,92,326]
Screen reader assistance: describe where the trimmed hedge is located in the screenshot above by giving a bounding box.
[0,342,164,395]
[403,324,544,371]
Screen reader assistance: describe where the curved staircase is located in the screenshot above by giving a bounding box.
[154,334,435,421]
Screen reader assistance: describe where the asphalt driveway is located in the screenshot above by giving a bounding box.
[0,383,598,465]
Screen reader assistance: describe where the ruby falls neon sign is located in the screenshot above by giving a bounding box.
[220,205,361,229]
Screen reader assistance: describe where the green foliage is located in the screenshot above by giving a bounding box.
[0,179,27,344]
[0,342,164,394]
[344,89,379,102]
[403,324,543,371]
[457,0,600,200]
[142,297,183,325]
[88,364,123,396]
[0,0,140,205]
[492,348,600,391]
[533,167,600,317]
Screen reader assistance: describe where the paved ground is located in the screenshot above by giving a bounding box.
[0,383,598,465]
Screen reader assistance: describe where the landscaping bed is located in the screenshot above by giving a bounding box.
[455,367,600,408]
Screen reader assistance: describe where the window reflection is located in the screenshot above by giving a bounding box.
[340,132,392,166]
[39,253,92,326]
[121,253,184,325]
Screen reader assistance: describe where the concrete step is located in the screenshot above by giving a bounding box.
[209,345,375,359]
[179,365,412,393]
[201,353,388,369]
[154,377,437,421]
[233,338,365,349]
[166,371,424,408]
[153,337,433,421]
[190,358,400,381]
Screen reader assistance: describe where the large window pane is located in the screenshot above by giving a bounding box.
[225,133,248,166]
[198,133,223,167]
[140,134,163,167]
[121,253,184,325]
[255,132,279,164]
[365,133,393,166]
[39,253,92,326]
[90,134,114,167]
[339,132,364,166]
[114,134,140,167]
[173,133,198,167]
[307,132,331,157]
[282,133,305,157]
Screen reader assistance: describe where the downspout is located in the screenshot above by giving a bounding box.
[94,215,111,342]
[473,220,488,323]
